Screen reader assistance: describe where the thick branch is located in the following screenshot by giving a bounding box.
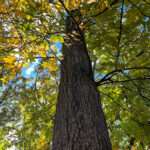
[58,0,84,37]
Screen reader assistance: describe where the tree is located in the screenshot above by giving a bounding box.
[0,0,150,149]
[52,8,111,150]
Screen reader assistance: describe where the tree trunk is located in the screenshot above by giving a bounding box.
[52,10,112,150]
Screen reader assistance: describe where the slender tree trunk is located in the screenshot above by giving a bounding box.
[52,10,112,150]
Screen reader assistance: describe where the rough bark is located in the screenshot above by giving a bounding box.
[52,10,112,150]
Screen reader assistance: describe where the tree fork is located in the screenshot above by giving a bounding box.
[52,10,112,150]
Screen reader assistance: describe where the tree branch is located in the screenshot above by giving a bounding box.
[115,0,125,69]
[58,0,84,36]
[96,66,150,86]
[122,72,150,102]
[98,77,150,86]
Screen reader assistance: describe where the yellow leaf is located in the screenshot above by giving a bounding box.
[49,35,64,43]
[39,49,47,57]
[19,103,25,113]
[98,0,109,11]
[42,57,58,72]
[38,41,49,57]
[55,2,62,11]
[0,4,8,13]
[5,37,20,47]
[86,0,96,4]
[2,56,16,64]
[26,14,32,20]
[36,134,48,150]
[0,76,9,84]
[64,0,98,10]
[65,0,81,10]
[49,57,58,72]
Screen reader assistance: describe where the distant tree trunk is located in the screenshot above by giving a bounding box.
[52,10,112,150]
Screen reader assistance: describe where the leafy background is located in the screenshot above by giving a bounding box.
[0,0,150,149]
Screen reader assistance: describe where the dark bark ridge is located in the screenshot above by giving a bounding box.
[52,10,112,150]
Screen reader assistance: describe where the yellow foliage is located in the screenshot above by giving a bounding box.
[62,0,109,17]
[97,0,109,11]
[25,14,32,20]
[0,3,8,13]
[0,76,9,84]
[5,37,20,47]
[19,103,26,113]
[36,134,48,150]
[49,35,64,43]
[2,55,16,64]
[65,0,81,10]
[65,0,97,10]
[42,57,58,72]
[86,0,97,4]
[16,63,23,70]
[39,50,47,57]
[49,57,58,72]
[0,55,22,84]
[131,146,137,150]
[55,2,63,11]
[38,42,49,57]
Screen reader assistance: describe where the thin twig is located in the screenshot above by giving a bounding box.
[98,77,150,86]
[122,71,150,102]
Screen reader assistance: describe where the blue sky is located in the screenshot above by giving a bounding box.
[21,58,41,78]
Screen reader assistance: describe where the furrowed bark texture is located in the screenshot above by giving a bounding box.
[52,11,112,150]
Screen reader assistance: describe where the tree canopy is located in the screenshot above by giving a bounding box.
[0,0,150,149]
